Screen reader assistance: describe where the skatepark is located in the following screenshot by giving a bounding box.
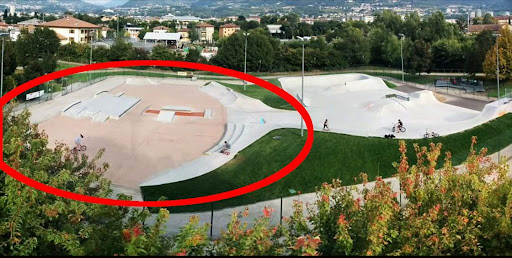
[27,73,512,192]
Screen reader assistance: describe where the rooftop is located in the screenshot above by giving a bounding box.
[196,23,214,28]
[468,24,508,33]
[38,16,100,29]
[220,23,240,28]
[143,32,181,41]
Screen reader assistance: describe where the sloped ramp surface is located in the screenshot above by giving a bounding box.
[63,93,140,122]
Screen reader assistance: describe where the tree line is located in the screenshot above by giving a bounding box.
[212,10,505,77]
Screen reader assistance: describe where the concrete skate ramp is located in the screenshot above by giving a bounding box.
[366,98,408,114]
[201,82,238,106]
[280,73,387,94]
[63,93,140,121]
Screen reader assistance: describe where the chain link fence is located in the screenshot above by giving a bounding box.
[6,67,204,112]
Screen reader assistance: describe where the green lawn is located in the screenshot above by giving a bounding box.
[384,80,397,88]
[217,80,295,110]
[142,113,512,213]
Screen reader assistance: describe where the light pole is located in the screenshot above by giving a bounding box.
[89,37,93,82]
[398,33,405,83]
[494,34,501,106]
[494,33,502,162]
[0,32,9,98]
[243,32,249,91]
[296,36,311,137]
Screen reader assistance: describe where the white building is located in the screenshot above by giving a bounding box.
[9,5,15,16]
[160,14,203,29]
[267,24,282,35]
[125,23,144,39]
[195,23,214,43]
[143,32,181,48]
[153,26,169,33]
[37,16,101,45]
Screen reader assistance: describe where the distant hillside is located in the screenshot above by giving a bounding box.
[122,0,510,11]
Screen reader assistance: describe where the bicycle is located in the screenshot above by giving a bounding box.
[71,145,87,154]
[220,147,230,155]
[423,130,440,139]
[392,123,406,133]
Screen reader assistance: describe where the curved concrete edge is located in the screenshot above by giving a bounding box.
[61,100,81,113]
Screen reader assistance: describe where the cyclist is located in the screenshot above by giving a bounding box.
[74,134,84,150]
[220,141,231,154]
[397,119,403,133]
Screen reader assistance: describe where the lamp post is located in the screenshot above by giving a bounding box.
[494,34,501,106]
[296,36,311,137]
[494,33,502,161]
[89,37,93,82]
[0,32,9,98]
[243,32,250,91]
[398,33,405,83]
[281,189,296,225]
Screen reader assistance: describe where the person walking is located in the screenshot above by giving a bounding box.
[323,119,330,131]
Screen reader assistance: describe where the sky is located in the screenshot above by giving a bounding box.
[81,0,130,6]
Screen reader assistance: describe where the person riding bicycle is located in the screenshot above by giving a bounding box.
[397,119,403,133]
[74,134,84,150]
[220,141,231,154]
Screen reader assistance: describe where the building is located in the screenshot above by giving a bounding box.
[9,5,15,16]
[17,18,43,33]
[124,23,144,39]
[178,28,190,42]
[0,22,20,41]
[195,23,214,43]
[37,16,101,44]
[153,26,169,33]
[219,23,240,38]
[467,24,512,35]
[300,18,316,25]
[160,14,203,29]
[267,24,282,36]
[495,16,512,25]
[224,16,238,22]
[246,15,261,23]
[143,32,181,48]
[101,26,112,38]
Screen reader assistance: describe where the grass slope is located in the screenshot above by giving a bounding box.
[142,113,512,213]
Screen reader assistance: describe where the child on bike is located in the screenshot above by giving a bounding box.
[397,119,403,133]
[74,134,84,150]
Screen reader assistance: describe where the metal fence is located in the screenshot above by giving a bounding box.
[6,67,202,113]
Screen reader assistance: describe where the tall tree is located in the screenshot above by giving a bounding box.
[0,108,172,256]
[483,28,512,80]
[332,26,371,66]
[404,39,432,75]
[464,30,495,75]
[369,27,401,67]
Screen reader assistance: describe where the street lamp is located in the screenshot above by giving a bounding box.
[296,36,311,137]
[0,32,9,98]
[281,189,297,225]
[398,33,405,83]
[493,33,502,162]
[243,32,250,91]
[493,33,501,106]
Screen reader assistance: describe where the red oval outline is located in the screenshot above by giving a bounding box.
[0,60,314,207]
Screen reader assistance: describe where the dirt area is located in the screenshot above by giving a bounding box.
[38,81,227,189]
